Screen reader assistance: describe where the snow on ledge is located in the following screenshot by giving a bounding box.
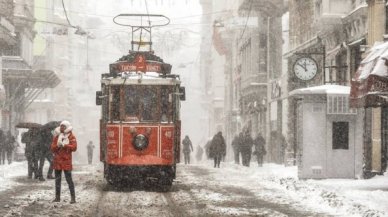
[289,84,350,96]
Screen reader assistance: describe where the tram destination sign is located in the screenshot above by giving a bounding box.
[118,62,162,72]
[116,54,162,73]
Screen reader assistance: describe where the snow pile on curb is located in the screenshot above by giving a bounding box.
[196,161,388,217]
[270,176,385,217]
[0,162,26,191]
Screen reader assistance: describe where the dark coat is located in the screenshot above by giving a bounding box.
[209,133,226,158]
[182,137,193,153]
[0,130,5,151]
[253,135,266,156]
[22,130,38,158]
[51,132,77,171]
[231,136,240,152]
[239,133,253,154]
[205,140,211,158]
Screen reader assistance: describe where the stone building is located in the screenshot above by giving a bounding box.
[199,0,284,162]
[237,0,284,163]
[286,0,388,177]
[1,0,59,133]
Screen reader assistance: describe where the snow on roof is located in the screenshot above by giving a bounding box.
[289,84,350,96]
[357,41,388,80]
[361,41,388,64]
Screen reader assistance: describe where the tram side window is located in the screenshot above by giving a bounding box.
[142,87,158,122]
[124,87,140,121]
[110,86,120,121]
[161,86,172,122]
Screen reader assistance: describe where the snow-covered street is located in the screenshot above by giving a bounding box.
[0,161,387,217]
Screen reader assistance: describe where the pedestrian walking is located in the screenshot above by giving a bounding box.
[253,133,266,167]
[0,129,5,165]
[38,128,55,180]
[182,135,193,164]
[86,141,95,164]
[231,134,240,164]
[22,130,37,178]
[5,131,16,164]
[278,133,286,164]
[204,140,211,159]
[51,120,77,204]
[240,130,253,167]
[195,145,204,162]
[209,131,226,168]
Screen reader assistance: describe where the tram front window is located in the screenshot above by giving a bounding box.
[124,86,158,122]
[110,86,120,121]
[124,87,140,121]
[161,86,172,122]
[142,87,158,121]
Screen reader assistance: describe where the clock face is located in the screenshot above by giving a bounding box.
[293,57,318,81]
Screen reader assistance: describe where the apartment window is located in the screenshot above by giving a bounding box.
[332,122,349,149]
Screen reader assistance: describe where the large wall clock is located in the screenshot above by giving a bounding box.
[293,57,318,81]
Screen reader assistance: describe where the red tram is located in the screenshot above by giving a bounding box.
[95,14,185,186]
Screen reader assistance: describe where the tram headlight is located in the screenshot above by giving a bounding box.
[133,134,149,151]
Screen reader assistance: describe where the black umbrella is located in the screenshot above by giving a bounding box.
[41,121,60,131]
[16,122,43,129]
[40,121,60,147]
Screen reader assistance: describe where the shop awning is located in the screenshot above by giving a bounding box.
[2,57,61,88]
[350,41,388,107]
[1,57,61,111]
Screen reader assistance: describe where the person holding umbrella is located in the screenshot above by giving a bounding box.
[39,121,60,179]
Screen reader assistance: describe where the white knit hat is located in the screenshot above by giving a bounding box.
[60,120,71,128]
[60,120,72,133]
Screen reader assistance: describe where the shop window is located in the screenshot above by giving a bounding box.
[332,122,349,149]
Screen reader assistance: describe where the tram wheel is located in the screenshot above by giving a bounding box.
[158,176,173,191]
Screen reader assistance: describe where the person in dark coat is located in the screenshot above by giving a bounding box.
[231,134,240,164]
[253,133,266,167]
[86,141,95,164]
[195,145,204,162]
[209,131,226,168]
[182,135,193,164]
[0,130,5,165]
[240,130,254,167]
[51,120,77,204]
[205,140,212,159]
[38,128,55,180]
[5,131,16,164]
[278,133,286,164]
[22,130,37,178]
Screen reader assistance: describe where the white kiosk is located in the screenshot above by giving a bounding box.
[290,85,363,179]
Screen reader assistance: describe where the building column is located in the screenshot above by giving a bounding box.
[372,108,382,172]
[0,57,2,128]
[367,0,386,175]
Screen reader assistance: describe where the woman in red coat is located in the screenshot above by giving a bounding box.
[51,120,77,203]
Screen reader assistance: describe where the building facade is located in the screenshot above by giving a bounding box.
[286,0,388,177]
[1,0,59,134]
[199,0,284,162]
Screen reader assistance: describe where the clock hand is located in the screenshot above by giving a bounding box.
[297,63,307,71]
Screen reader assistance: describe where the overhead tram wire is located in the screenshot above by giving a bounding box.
[21,2,231,23]
[61,0,76,28]
[239,0,253,40]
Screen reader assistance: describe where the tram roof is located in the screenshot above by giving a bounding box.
[101,72,181,86]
